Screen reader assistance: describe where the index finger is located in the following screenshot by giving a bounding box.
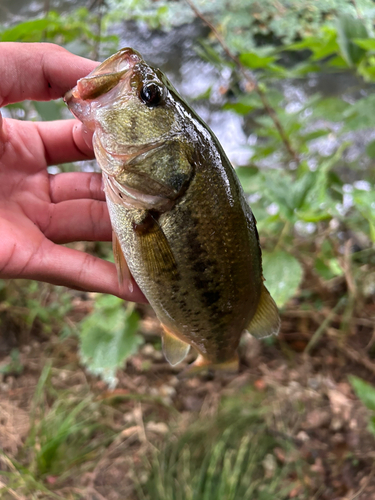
[0,42,99,107]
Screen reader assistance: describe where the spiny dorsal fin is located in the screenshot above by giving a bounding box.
[161,327,190,366]
[247,284,280,339]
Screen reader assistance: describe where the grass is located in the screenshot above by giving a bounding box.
[0,357,314,500]
[135,392,310,500]
[0,363,118,499]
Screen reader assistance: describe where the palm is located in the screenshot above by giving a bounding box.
[0,43,145,302]
[0,119,105,281]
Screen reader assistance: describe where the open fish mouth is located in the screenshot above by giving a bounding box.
[64,48,143,124]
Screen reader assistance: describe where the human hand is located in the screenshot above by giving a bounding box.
[0,42,145,302]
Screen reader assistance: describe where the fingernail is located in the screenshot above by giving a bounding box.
[79,123,94,150]
[73,121,94,157]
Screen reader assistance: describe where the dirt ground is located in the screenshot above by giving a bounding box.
[0,282,375,499]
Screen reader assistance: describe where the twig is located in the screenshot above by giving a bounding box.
[304,297,346,354]
[185,0,300,164]
[341,239,357,297]
[351,0,364,21]
[91,0,105,61]
[347,465,374,500]
[328,327,375,376]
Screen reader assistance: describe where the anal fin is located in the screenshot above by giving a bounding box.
[247,284,280,339]
[161,326,190,367]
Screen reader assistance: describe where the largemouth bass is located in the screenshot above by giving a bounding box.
[65,48,280,373]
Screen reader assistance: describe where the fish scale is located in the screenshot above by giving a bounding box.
[65,47,280,373]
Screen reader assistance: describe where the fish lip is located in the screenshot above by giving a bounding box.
[64,47,142,116]
[88,47,142,76]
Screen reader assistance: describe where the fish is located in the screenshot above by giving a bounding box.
[64,48,280,374]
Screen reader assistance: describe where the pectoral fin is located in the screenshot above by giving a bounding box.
[112,231,133,293]
[247,284,280,339]
[133,213,178,281]
[161,327,190,366]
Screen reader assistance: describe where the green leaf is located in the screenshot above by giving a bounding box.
[343,94,375,130]
[300,129,330,143]
[366,140,375,158]
[353,38,375,51]
[350,376,375,412]
[262,251,303,308]
[337,15,368,66]
[223,93,262,115]
[33,101,63,121]
[236,166,260,192]
[223,102,255,115]
[0,19,50,42]
[352,189,375,241]
[288,62,322,77]
[312,97,351,122]
[79,296,143,386]
[240,52,276,69]
[290,172,315,210]
[296,210,332,223]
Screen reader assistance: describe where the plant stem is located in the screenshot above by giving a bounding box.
[304,297,346,354]
[185,0,300,164]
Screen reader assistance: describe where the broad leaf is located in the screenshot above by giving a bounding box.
[350,376,375,412]
[337,15,368,66]
[262,251,303,308]
[79,295,142,386]
[240,52,276,69]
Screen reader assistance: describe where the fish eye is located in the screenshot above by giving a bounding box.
[140,82,163,107]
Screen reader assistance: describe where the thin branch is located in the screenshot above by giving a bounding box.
[351,0,364,20]
[91,0,105,61]
[185,0,300,164]
[304,297,346,354]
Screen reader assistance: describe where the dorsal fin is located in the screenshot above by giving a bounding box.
[247,284,280,338]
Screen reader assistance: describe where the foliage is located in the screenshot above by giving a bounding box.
[79,295,143,387]
[0,348,23,376]
[137,391,307,500]
[108,0,375,51]
[1,3,375,376]
[0,363,117,497]
[350,376,375,435]
[262,251,303,308]
[0,280,73,337]
[0,8,118,58]
[216,14,375,305]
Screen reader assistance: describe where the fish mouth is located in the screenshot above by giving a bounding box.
[64,48,143,124]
